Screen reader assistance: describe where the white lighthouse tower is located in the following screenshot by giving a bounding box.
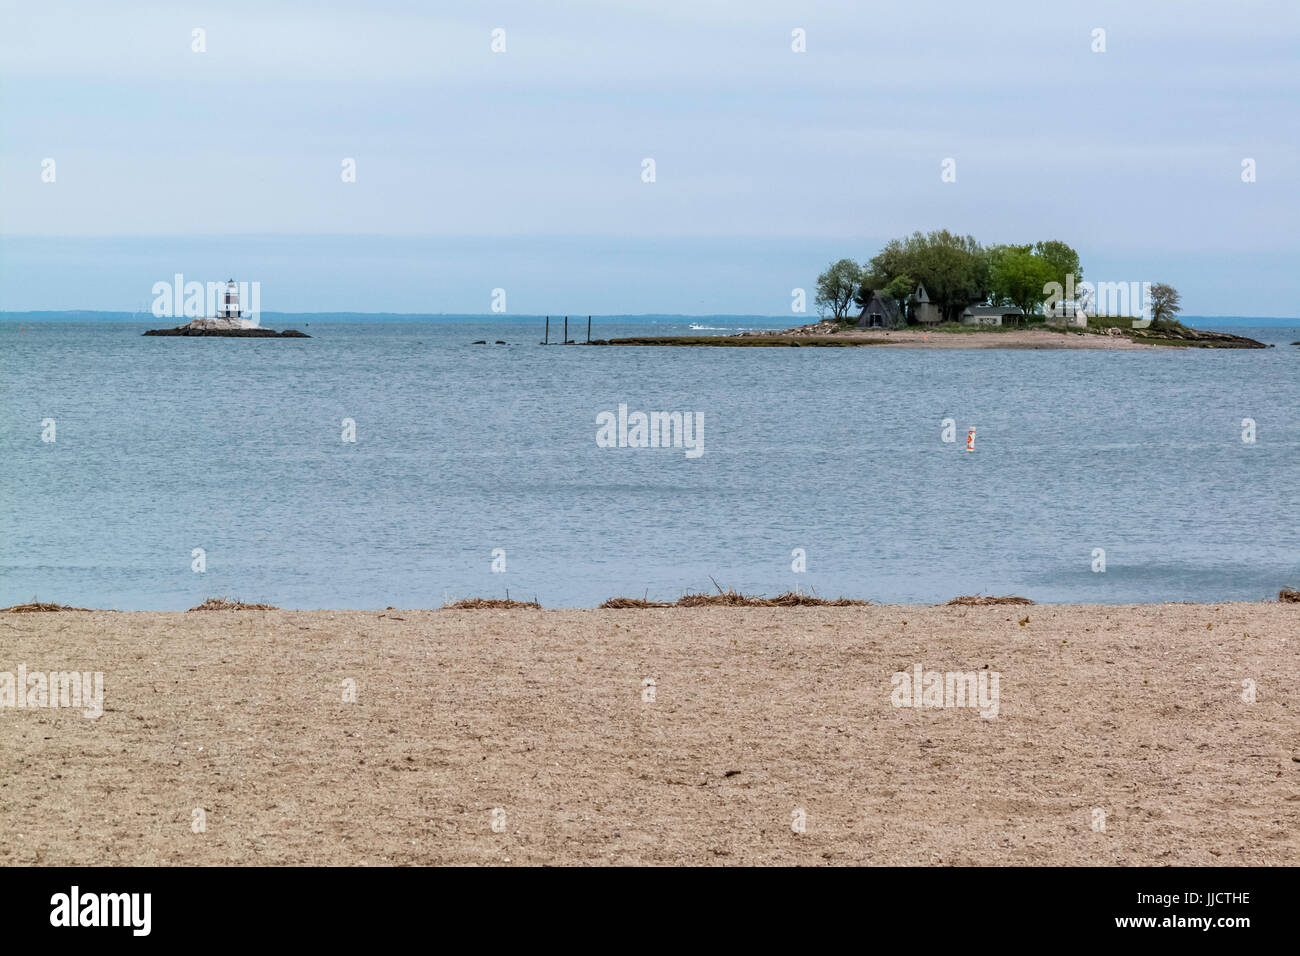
[176,277,263,331]
[219,279,241,322]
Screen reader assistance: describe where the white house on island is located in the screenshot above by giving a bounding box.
[959,304,1024,326]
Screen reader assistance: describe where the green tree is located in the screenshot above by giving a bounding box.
[853,268,885,309]
[867,230,989,321]
[882,274,915,318]
[1033,240,1083,289]
[1148,283,1181,325]
[814,259,863,320]
[989,247,1057,322]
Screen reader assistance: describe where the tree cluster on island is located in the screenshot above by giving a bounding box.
[815,230,1181,326]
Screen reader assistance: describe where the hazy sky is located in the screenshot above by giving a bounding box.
[1,0,1296,315]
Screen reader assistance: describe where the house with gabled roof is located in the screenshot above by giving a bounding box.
[910,284,942,324]
[856,290,905,329]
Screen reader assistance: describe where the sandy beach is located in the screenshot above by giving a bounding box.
[2,603,1296,866]
[743,327,1165,349]
[601,328,1167,349]
[602,325,1267,349]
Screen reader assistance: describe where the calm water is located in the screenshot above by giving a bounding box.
[2,317,1298,609]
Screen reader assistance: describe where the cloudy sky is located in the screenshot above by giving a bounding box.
[1,0,1296,315]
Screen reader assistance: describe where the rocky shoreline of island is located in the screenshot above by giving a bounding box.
[590,319,1267,349]
[144,326,309,337]
[144,317,309,338]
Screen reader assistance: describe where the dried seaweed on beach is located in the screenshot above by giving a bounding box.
[188,598,281,612]
[0,601,95,613]
[599,597,673,609]
[945,595,1034,606]
[767,591,870,607]
[599,589,870,609]
[442,597,542,610]
[675,589,765,607]
[1280,588,1300,603]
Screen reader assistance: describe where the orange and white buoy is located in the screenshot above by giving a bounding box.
[966,427,976,451]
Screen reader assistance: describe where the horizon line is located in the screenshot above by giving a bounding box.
[3,310,1298,322]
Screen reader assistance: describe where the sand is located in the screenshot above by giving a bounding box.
[2,604,1296,866]
[751,327,1162,349]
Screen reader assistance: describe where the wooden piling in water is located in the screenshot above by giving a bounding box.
[543,316,549,345]
[564,316,568,344]
[587,316,591,343]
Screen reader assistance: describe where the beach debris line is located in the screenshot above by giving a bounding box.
[945,595,1034,606]
[603,578,870,609]
[600,593,871,608]
[188,598,280,611]
[442,597,542,610]
[676,590,869,608]
[1,600,96,613]
[599,597,674,609]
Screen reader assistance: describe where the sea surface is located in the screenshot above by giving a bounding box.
[2,315,1298,609]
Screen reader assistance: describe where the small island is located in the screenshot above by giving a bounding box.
[144,321,309,338]
[591,318,1264,350]
[592,231,1266,349]
[143,279,309,337]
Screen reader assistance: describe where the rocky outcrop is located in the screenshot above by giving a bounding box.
[144,326,309,337]
[1129,323,1265,348]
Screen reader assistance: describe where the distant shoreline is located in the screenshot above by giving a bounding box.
[2,311,1297,326]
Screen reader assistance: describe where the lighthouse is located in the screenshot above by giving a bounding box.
[220,279,241,321]
[145,274,299,335]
